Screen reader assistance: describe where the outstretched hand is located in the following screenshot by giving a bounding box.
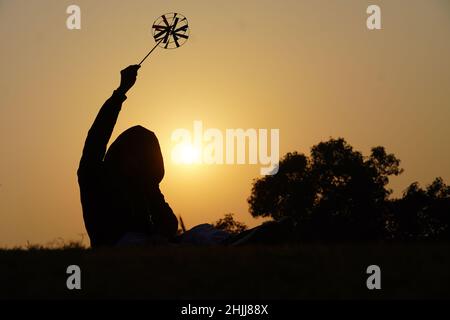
[118,65,140,94]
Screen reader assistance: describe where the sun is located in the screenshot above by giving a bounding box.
[172,143,201,164]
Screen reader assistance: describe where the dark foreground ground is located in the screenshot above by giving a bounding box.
[0,244,449,299]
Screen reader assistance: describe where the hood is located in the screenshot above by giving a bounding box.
[104,125,164,185]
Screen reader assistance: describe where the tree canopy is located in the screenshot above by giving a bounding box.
[248,138,449,241]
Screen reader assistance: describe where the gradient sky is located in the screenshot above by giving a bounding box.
[1,0,449,246]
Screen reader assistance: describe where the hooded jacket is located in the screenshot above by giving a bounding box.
[77,90,178,247]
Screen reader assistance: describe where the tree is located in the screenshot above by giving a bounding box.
[212,213,248,235]
[389,178,450,240]
[248,138,403,241]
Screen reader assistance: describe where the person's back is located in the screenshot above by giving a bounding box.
[77,65,178,247]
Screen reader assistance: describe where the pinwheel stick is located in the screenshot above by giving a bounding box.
[138,38,164,65]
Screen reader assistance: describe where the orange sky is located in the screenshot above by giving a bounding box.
[1,0,449,246]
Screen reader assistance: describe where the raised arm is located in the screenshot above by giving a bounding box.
[77,65,140,180]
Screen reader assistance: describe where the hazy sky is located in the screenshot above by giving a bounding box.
[1,0,449,246]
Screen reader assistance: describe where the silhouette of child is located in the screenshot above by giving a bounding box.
[78,65,296,247]
[78,65,178,247]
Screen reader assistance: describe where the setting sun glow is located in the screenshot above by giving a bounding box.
[172,143,201,164]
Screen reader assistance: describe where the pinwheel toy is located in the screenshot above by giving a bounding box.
[139,12,189,65]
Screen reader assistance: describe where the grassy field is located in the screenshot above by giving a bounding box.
[1,244,449,299]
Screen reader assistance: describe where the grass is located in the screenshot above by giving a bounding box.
[0,243,449,299]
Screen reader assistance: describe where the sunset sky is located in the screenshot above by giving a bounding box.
[1,0,449,246]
